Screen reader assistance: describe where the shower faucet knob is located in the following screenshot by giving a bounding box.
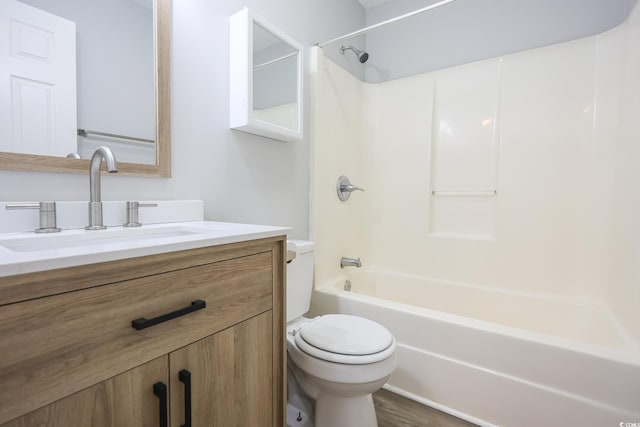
[341,184,364,193]
[337,176,365,201]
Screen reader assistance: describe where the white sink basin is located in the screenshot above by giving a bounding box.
[0,225,208,252]
[0,220,289,278]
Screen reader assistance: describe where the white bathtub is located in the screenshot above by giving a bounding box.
[310,269,640,427]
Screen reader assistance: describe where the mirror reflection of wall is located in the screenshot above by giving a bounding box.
[252,22,298,131]
[2,0,155,164]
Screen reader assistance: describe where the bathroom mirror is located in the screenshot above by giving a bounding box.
[0,0,171,177]
[230,8,303,142]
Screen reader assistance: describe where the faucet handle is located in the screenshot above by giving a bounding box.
[124,201,158,227]
[6,202,61,233]
[341,184,365,193]
[336,176,365,201]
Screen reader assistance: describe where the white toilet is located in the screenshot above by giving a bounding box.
[286,240,397,427]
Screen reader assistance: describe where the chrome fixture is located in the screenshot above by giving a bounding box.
[66,153,81,159]
[5,202,61,233]
[86,146,118,230]
[344,280,352,291]
[339,45,369,63]
[340,257,362,268]
[337,175,365,201]
[123,201,158,227]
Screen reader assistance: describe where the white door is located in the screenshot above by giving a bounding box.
[0,0,76,157]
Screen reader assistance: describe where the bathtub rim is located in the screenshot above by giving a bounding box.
[314,275,640,368]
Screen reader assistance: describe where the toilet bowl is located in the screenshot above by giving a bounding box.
[287,315,396,427]
[286,241,397,427]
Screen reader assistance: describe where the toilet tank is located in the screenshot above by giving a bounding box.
[286,240,314,322]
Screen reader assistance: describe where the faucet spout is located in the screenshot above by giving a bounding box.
[340,257,362,268]
[86,146,118,230]
[89,146,118,203]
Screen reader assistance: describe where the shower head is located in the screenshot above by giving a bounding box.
[340,45,369,63]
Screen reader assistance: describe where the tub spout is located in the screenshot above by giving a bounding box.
[341,257,362,268]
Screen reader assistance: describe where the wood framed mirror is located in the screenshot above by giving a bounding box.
[0,0,171,177]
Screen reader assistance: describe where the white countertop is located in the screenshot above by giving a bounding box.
[0,221,289,277]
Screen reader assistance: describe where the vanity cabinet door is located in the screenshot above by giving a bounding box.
[169,311,273,427]
[2,356,169,427]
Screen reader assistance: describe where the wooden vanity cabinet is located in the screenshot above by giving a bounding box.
[0,237,286,427]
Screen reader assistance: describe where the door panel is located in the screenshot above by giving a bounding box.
[2,356,168,427]
[170,312,273,427]
[0,0,76,156]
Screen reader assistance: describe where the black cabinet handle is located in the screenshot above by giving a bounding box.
[132,300,206,330]
[153,382,168,427]
[179,369,192,427]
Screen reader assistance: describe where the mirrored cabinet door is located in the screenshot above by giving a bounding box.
[230,8,303,142]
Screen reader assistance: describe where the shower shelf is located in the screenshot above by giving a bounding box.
[431,190,497,196]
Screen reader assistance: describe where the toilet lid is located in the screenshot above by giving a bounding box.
[298,314,394,356]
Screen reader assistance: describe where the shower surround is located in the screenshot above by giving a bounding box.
[310,3,640,426]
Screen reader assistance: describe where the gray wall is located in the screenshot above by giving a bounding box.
[0,0,365,239]
[363,0,639,82]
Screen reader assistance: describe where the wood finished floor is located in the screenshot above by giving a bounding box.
[373,390,478,427]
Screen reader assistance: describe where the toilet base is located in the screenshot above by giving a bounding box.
[315,392,378,427]
[287,403,313,427]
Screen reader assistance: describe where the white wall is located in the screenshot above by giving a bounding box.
[608,3,640,343]
[0,0,365,240]
[310,48,366,286]
[312,4,640,340]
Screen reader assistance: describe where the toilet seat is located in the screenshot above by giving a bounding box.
[294,314,396,365]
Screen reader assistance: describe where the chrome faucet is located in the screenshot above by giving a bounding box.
[337,176,365,201]
[340,257,362,268]
[86,146,118,230]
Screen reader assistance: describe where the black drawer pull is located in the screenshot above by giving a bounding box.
[132,300,206,330]
[153,382,168,427]
[179,369,192,427]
